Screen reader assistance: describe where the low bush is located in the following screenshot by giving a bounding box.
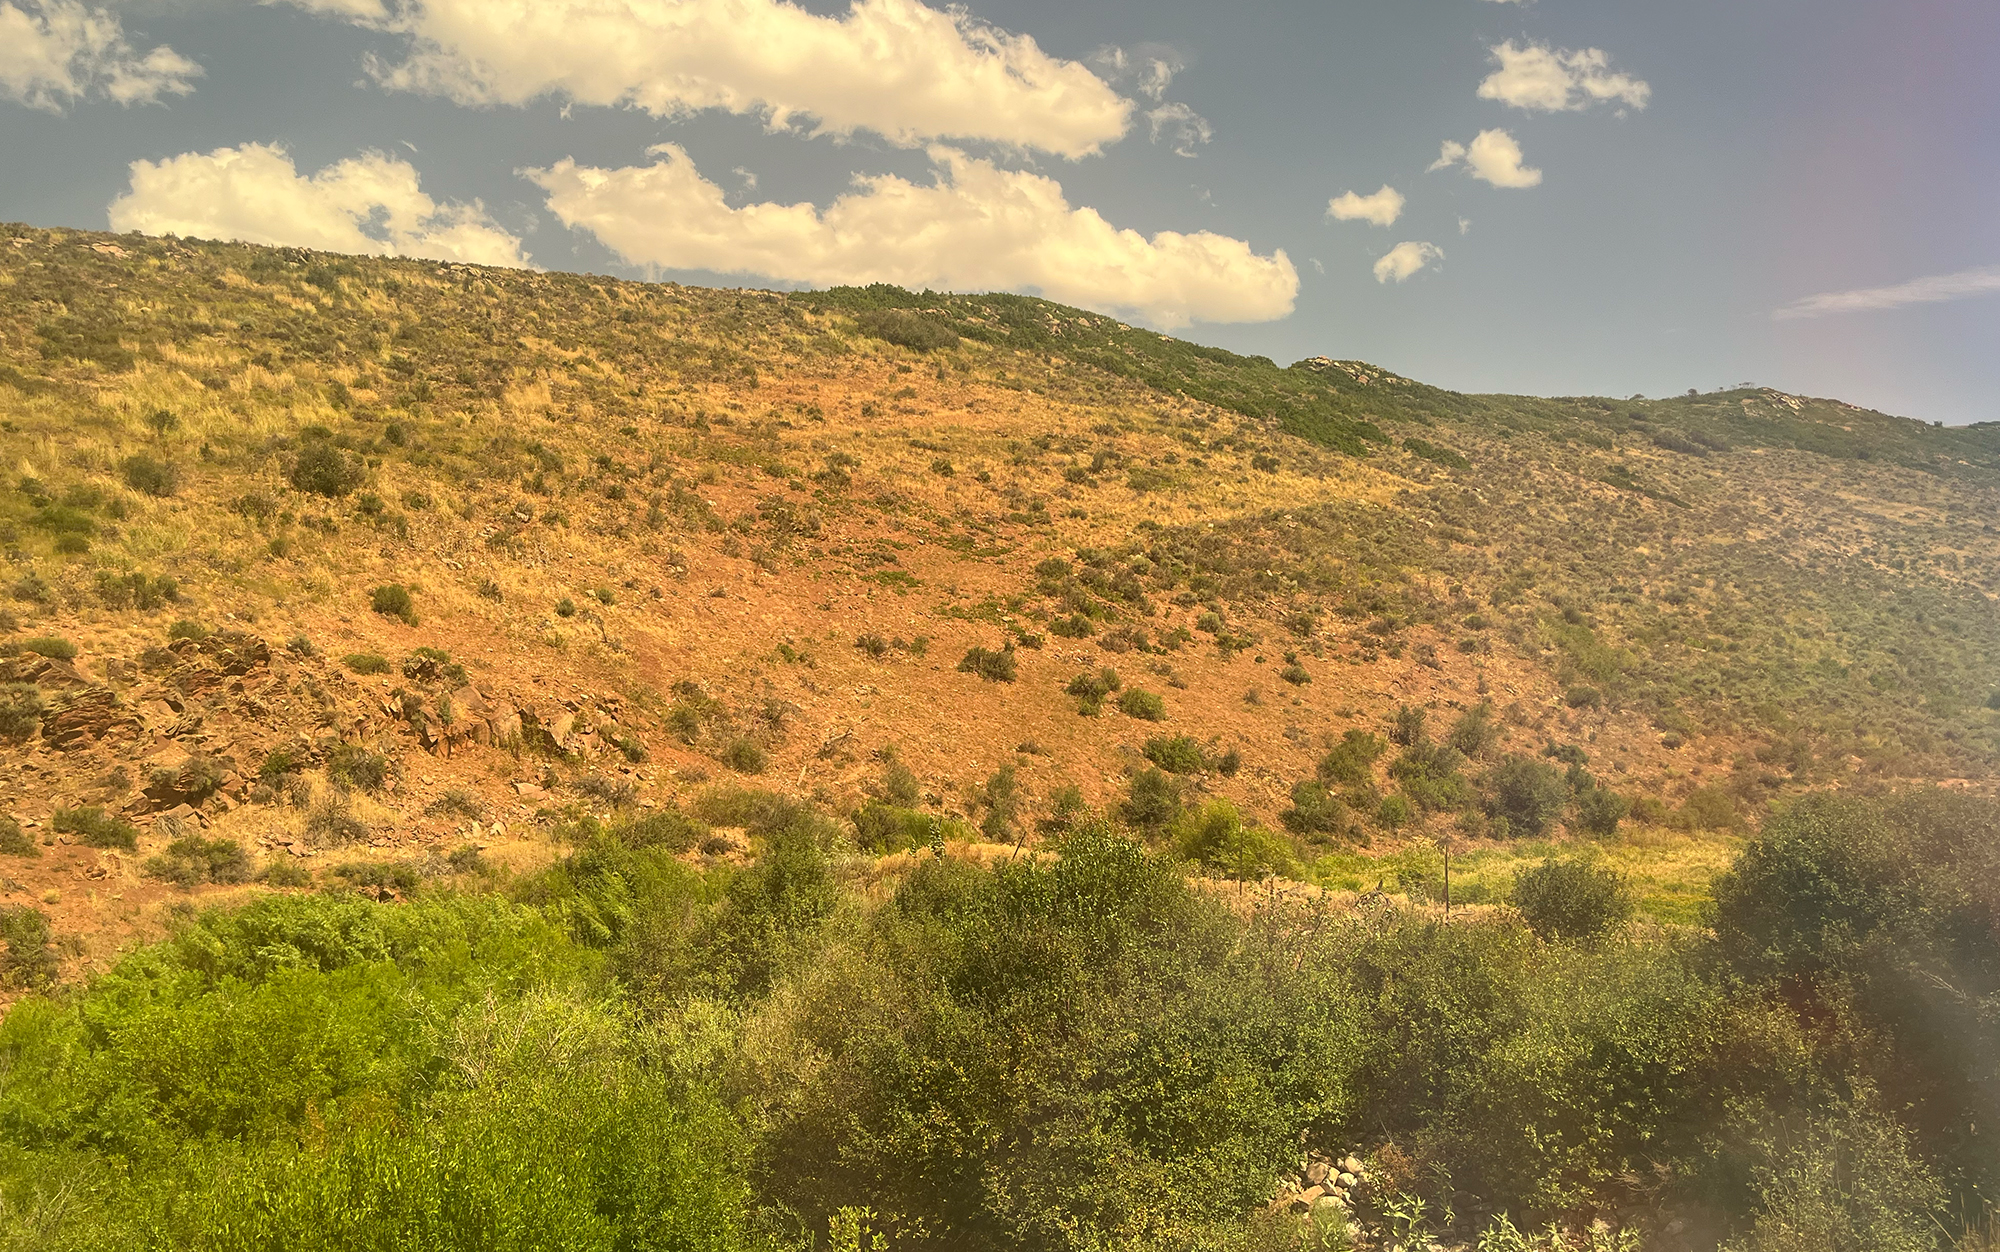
[1065,667,1120,715]
[0,683,43,742]
[0,815,39,858]
[370,584,417,626]
[1485,756,1570,836]
[0,905,57,990]
[1171,800,1300,880]
[1142,734,1207,774]
[855,308,959,351]
[1117,688,1166,720]
[120,453,180,497]
[327,744,391,793]
[719,737,768,775]
[20,635,76,660]
[52,805,138,851]
[342,652,391,675]
[957,644,1017,683]
[1512,857,1633,942]
[143,836,252,887]
[289,440,366,496]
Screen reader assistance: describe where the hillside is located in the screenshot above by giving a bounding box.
[2,222,1999,958]
[3,224,1999,1251]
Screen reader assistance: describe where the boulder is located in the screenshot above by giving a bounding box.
[0,653,86,689]
[41,686,139,750]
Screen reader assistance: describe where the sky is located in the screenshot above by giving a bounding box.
[1,0,1996,425]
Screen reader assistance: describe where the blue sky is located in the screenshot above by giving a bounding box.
[2,0,1995,423]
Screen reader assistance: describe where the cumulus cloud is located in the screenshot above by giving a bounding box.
[1428,129,1541,188]
[0,0,201,110]
[1477,41,1649,113]
[274,0,1132,159]
[1373,241,1443,284]
[1774,264,2000,320]
[107,143,531,267]
[1326,184,1404,227]
[1146,102,1212,157]
[525,145,1296,328]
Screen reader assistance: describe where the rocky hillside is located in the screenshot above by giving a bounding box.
[3,223,1997,978]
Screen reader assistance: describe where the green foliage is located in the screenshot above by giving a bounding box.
[957,644,1017,683]
[1064,666,1119,715]
[1120,766,1183,832]
[1281,779,1347,839]
[0,815,39,858]
[289,440,366,497]
[1512,858,1634,942]
[0,682,43,742]
[1447,701,1500,758]
[52,805,137,851]
[854,308,959,351]
[1485,756,1570,836]
[719,737,768,774]
[1390,740,1473,813]
[1404,437,1471,470]
[1143,734,1208,774]
[19,635,76,660]
[341,652,390,675]
[143,836,252,888]
[0,905,57,990]
[1573,785,1629,837]
[119,453,180,497]
[1319,730,1386,787]
[326,744,391,793]
[1726,1094,1945,1252]
[1172,800,1300,880]
[1117,687,1167,720]
[369,583,417,626]
[401,646,466,685]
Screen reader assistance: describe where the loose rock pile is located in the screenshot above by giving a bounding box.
[1268,1148,1370,1219]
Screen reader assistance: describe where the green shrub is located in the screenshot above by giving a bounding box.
[1318,730,1386,786]
[1512,858,1633,942]
[1564,684,1604,709]
[1171,800,1300,880]
[327,744,392,793]
[259,858,314,888]
[853,801,938,854]
[855,308,959,351]
[1143,735,1207,774]
[120,453,180,497]
[1120,767,1182,832]
[719,737,768,775]
[401,646,466,685]
[370,584,417,626]
[957,644,1017,683]
[166,618,209,641]
[0,905,57,990]
[1447,701,1500,758]
[289,440,366,496]
[53,805,138,850]
[343,652,391,675]
[1572,786,1628,837]
[20,635,76,660]
[0,683,43,742]
[1065,667,1119,715]
[1485,755,1570,836]
[143,836,252,888]
[0,815,39,858]
[555,596,577,617]
[855,632,889,658]
[1117,688,1166,720]
[1281,780,1345,838]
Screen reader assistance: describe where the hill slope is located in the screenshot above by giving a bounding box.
[2,223,1998,965]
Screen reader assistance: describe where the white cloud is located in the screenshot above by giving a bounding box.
[1092,44,1183,102]
[1326,184,1404,227]
[1774,264,2000,320]
[526,144,1297,329]
[1146,102,1212,157]
[0,0,201,110]
[1477,41,1649,113]
[274,0,1132,159]
[1373,241,1443,284]
[1457,216,1471,236]
[1430,129,1542,188]
[107,143,531,268]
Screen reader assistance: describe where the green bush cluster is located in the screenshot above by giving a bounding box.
[0,789,1993,1248]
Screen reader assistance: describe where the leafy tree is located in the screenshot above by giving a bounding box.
[1512,858,1633,942]
[1485,756,1569,836]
